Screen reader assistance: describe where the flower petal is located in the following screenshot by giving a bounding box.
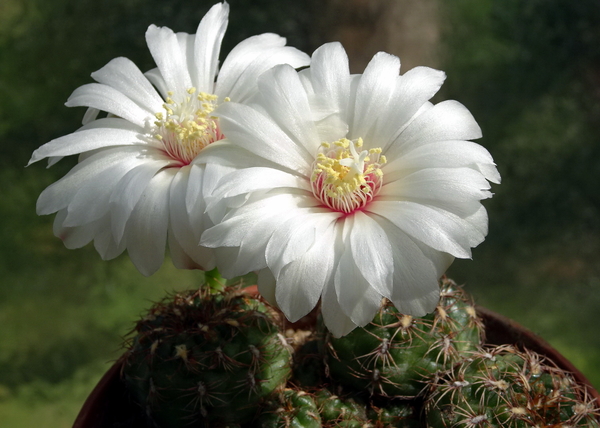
[377,66,446,150]
[275,219,336,322]
[36,146,152,216]
[124,169,174,276]
[90,57,164,113]
[192,1,229,93]
[266,209,338,278]
[28,118,147,165]
[375,216,449,316]
[215,34,310,102]
[321,281,359,338]
[368,200,486,258]
[168,168,216,270]
[65,83,151,128]
[380,168,492,217]
[255,64,321,155]
[350,52,399,139]
[52,209,97,249]
[383,139,501,184]
[309,42,351,122]
[145,24,193,96]
[335,220,383,327]
[384,100,482,160]
[349,212,394,299]
[210,167,309,202]
[215,102,313,172]
[109,159,172,243]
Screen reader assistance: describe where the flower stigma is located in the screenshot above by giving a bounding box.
[310,137,386,214]
[153,88,228,165]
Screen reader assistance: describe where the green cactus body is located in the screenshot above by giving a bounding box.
[314,388,370,427]
[259,388,322,428]
[426,345,600,428]
[368,401,422,428]
[292,338,325,389]
[122,286,292,427]
[323,279,483,398]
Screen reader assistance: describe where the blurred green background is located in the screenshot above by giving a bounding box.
[1,0,599,426]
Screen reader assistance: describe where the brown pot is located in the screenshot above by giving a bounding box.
[73,306,600,428]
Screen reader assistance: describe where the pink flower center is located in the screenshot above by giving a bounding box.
[153,88,227,165]
[310,138,385,214]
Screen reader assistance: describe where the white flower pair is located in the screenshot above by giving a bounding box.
[29,2,500,337]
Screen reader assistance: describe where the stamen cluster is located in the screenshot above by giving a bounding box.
[153,88,227,165]
[310,138,386,214]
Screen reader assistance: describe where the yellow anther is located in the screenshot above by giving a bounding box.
[187,87,197,94]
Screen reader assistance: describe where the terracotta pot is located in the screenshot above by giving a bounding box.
[73,306,599,428]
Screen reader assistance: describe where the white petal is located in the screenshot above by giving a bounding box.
[144,68,169,99]
[36,146,152,216]
[254,64,321,154]
[351,52,399,138]
[215,102,313,172]
[321,281,359,338]
[376,216,448,316]
[348,212,394,298]
[201,192,301,248]
[275,219,336,322]
[384,139,501,184]
[145,24,193,96]
[215,36,310,102]
[210,167,308,202]
[124,169,174,276]
[52,209,97,249]
[334,220,383,327]
[197,140,281,169]
[65,83,151,128]
[215,33,287,97]
[168,230,204,270]
[169,167,216,270]
[94,216,127,261]
[109,159,171,243]
[266,209,337,278]
[380,168,492,217]
[368,200,485,258]
[384,100,482,160]
[377,66,446,151]
[90,57,164,113]
[309,42,351,122]
[28,118,147,164]
[192,2,228,93]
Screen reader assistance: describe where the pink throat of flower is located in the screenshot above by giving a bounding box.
[310,138,385,214]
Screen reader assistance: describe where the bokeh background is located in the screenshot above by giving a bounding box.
[1,0,599,426]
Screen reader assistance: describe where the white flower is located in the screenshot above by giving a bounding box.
[200,42,500,337]
[28,2,310,276]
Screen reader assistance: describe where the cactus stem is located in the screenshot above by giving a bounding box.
[204,267,226,293]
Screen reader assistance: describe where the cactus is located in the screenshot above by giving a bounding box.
[122,285,292,427]
[322,278,483,398]
[425,345,600,428]
[314,388,370,427]
[258,388,322,428]
[117,278,599,428]
[367,400,422,428]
